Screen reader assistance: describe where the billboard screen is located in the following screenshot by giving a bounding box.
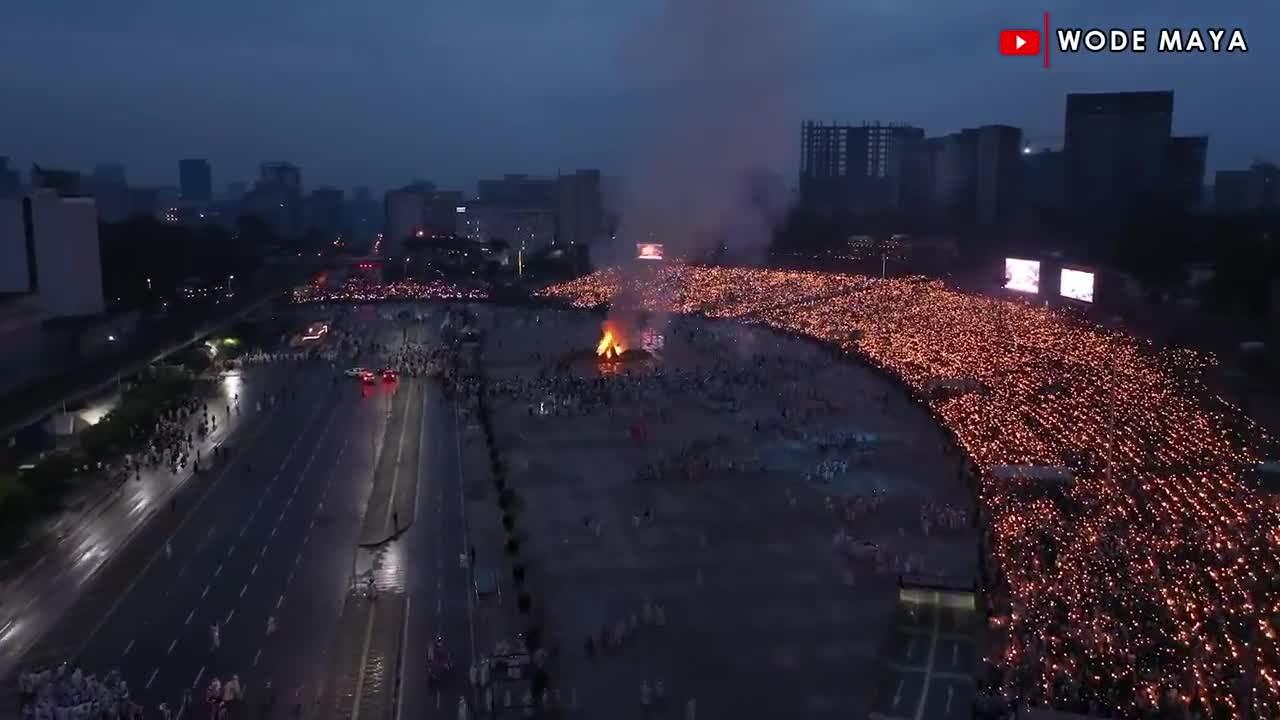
[1004,258,1041,294]
[1060,268,1095,303]
[637,243,664,261]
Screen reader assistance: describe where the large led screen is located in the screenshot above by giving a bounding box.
[1004,258,1041,294]
[637,243,664,261]
[1060,268,1095,303]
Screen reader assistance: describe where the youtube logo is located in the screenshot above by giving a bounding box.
[1000,29,1041,56]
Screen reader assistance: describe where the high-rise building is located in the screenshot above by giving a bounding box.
[179,159,213,203]
[384,186,428,255]
[800,122,927,215]
[1214,162,1280,214]
[30,165,81,196]
[1165,135,1208,213]
[244,162,304,237]
[1064,91,1175,218]
[92,163,127,183]
[305,187,346,240]
[1023,149,1066,211]
[478,174,557,208]
[929,125,1023,225]
[347,186,380,248]
[26,191,105,318]
[0,157,20,197]
[0,196,30,292]
[557,169,604,246]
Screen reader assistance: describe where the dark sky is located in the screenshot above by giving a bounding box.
[1,0,1272,194]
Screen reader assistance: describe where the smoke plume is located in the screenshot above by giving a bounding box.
[609,0,812,265]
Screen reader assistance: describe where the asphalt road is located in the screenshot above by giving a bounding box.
[9,305,478,720]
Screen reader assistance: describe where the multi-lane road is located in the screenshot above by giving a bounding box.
[7,307,480,720]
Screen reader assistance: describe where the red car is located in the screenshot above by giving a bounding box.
[381,369,398,383]
[360,371,377,384]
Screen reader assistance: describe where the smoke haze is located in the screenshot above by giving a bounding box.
[608,0,814,265]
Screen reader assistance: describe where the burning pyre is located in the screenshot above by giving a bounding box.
[596,322,626,361]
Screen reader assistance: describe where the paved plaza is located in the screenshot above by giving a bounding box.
[463,305,980,719]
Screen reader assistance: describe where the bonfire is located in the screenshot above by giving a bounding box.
[596,323,626,361]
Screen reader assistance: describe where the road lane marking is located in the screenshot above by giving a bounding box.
[167,638,178,655]
[214,563,222,577]
[276,594,284,609]
[226,546,234,558]
[123,639,134,656]
[295,552,302,565]
[302,533,309,546]
[260,545,268,558]
[251,562,258,576]
[240,584,248,598]
[225,609,235,624]
[239,525,247,538]
[252,649,261,667]
[185,609,195,625]
[192,666,204,689]
[349,603,379,720]
[146,669,158,689]
[201,584,210,599]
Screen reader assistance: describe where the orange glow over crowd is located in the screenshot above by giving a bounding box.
[540,264,1280,718]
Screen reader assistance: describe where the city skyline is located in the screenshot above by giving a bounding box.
[1,0,1275,192]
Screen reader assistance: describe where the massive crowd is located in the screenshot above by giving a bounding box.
[292,279,486,304]
[540,264,1280,719]
[18,664,139,720]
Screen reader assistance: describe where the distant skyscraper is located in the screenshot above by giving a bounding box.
[0,157,21,197]
[244,162,303,237]
[1064,91,1174,219]
[384,186,428,255]
[305,187,346,240]
[26,191,105,318]
[800,122,927,215]
[478,174,557,208]
[1165,135,1208,213]
[92,163,127,183]
[1214,162,1280,214]
[1023,149,1065,211]
[557,169,604,246]
[930,125,1023,225]
[179,159,213,203]
[30,165,81,196]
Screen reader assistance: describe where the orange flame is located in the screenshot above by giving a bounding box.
[596,323,625,360]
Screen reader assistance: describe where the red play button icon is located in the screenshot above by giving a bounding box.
[999,29,1041,56]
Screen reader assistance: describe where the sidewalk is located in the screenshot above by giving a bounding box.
[0,363,290,679]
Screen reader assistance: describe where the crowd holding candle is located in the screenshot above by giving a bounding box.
[540,264,1280,719]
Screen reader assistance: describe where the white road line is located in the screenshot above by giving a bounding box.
[192,666,204,689]
[287,570,294,585]
[252,649,261,667]
[912,596,943,720]
[146,669,158,689]
[201,584,210,599]
[251,562,258,576]
[225,609,235,624]
[122,639,134,656]
[302,533,309,546]
[269,527,277,539]
[167,638,178,655]
[214,563,222,577]
[276,595,284,610]
[185,609,195,625]
[295,552,302,565]
[260,545,268,558]
[239,525,247,538]
[240,584,248,598]
[226,546,234,558]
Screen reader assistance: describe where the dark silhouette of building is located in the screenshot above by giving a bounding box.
[1023,149,1066,211]
[305,187,346,241]
[1064,91,1205,218]
[179,159,213,203]
[800,121,927,215]
[30,165,81,196]
[0,157,22,197]
[1214,162,1280,214]
[557,169,604,246]
[478,174,557,208]
[244,162,303,238]
[92,163,126,183]
[929,125,1024,225]
[85,165,132,222]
